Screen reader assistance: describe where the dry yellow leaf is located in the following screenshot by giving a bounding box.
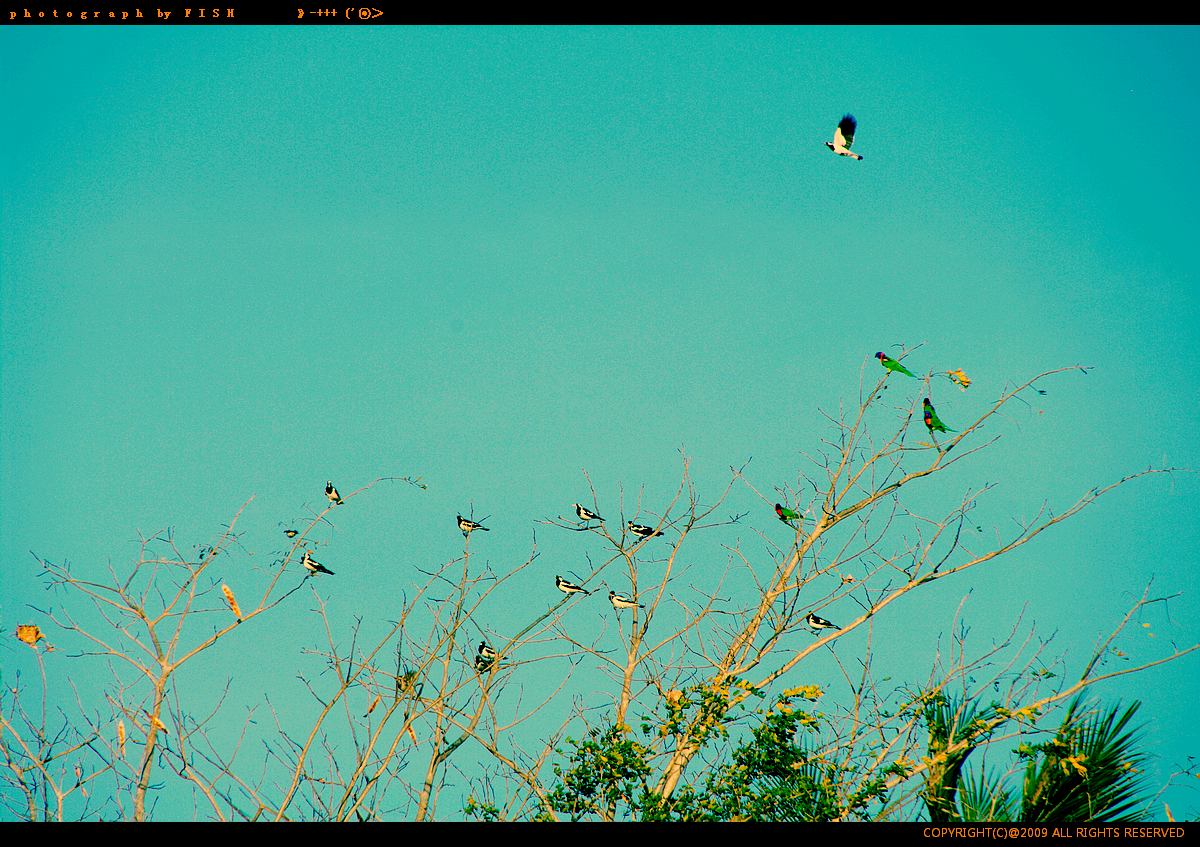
[947,368,972,390]
[117,720,127,759]
[15,624,48,649]
[147,712,168,733]
[221,584,242,621]
[364,694,382,717]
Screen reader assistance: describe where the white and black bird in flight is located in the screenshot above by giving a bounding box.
[609,591,644,610]
[458,515,489,536]
[825,114,864,161]
[301,549,335,576]
[556,575,592,596]
[326,481,343,505]
[806,611,841,631]
[574,503,604,523]
[627,521,664,540]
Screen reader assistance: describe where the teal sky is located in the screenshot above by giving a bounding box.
[2,26,1198,820]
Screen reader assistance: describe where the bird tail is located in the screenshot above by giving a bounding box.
[480,526,490,531]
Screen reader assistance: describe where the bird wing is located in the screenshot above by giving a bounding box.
[836,115,857,150]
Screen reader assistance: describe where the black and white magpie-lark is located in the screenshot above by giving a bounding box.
[609,591,644,610]
[326,481,343,505]
[627,521,664,539]
[458,515,489,536]
[806,612,841,631]
[574,503,604,523]
[556,575,592,596]
[301,549,335,576]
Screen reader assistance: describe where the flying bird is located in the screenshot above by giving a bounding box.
[458,515,489,536]
[627,521,664,539]
[876,352,916,377]
[325,481,343,505]
[775,503,801,523]
[609,591,645,610]
[574,503,604,523]
[825,114,864,160]
[556,575,592,596]
[301,549,335,576]
[806,612,841,631]
[923,397,956,434]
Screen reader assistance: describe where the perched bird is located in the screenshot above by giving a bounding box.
[825,114,864,160]
[609,591,644,610]
[474,653,495,673]
[283,529,299,538]
[806,612,841,631]
[923,397,956,434]
[556,575,592,596]
[325,481,343,505]
[574,503,604,523]
[301,549,335,576]
[627,521,664,539]
[876,351,916,377]
[775,503,801,523]
[477,641,498,662]
[458,515,489,536]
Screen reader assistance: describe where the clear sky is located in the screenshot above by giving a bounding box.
[2,26,1198,820]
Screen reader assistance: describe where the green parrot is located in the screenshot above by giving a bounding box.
[875,351,916,377]
[775,503,801,523]
[923,397,956,433]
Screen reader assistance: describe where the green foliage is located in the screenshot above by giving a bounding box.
[548,723,653,820]
[462,795,501,822]
[920,693,1153,823]
[1020,697,1150,822]
[958,769,1016,822]
[549,683,899,822]
[920,691,994,822]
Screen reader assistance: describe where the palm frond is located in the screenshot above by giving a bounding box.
[1021,697,1150,822]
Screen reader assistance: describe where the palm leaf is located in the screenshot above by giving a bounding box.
[1020,697,1150,822]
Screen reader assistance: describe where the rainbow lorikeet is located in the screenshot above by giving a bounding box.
[875,351,916,377]
[775,503,800,523]
[923,397,955,433]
